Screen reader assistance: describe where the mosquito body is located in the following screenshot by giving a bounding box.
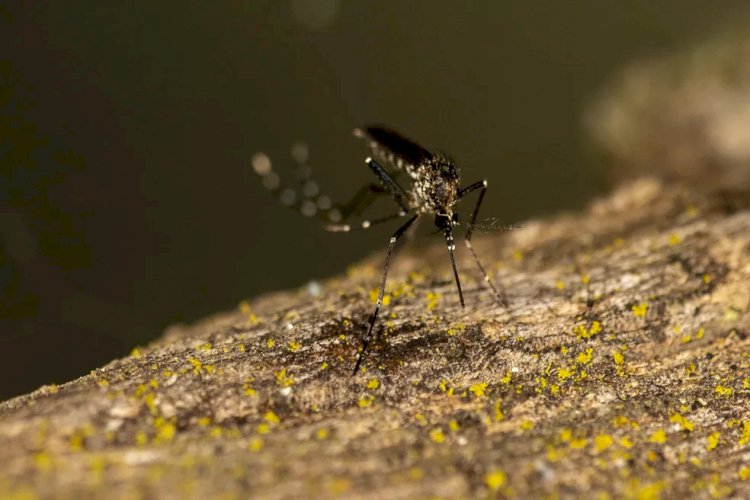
[252,126,505,373]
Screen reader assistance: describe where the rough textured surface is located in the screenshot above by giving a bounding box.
[1,177,750,499]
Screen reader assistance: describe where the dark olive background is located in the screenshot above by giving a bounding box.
[1,1,746,400]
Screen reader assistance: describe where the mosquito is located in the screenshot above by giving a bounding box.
[252,126,507,374]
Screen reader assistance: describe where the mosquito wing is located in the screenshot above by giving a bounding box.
[354,126,433,175]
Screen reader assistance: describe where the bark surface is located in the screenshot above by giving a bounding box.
[2,176,750,499]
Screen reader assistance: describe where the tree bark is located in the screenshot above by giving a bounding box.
[1,175,749,499]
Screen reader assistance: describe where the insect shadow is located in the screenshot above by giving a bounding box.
[253,126,508,374]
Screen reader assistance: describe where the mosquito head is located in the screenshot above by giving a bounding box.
[434,211,458,230]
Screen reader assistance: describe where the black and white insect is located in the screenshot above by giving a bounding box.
[252,126,506,373]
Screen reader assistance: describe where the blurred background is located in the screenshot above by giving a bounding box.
[1,1,747,400]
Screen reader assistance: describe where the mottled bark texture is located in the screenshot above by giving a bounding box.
[2,176,749,499]
[4,25,750,500]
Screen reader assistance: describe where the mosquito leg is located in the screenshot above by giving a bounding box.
[338,183,386,220]
[324,211,409,232]
[445,224,465,307]
[366,157,410,213]
[353,214,420,375]
[458,180,508,307]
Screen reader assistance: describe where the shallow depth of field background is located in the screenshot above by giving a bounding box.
[1,1,747,399]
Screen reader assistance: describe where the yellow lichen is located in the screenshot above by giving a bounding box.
[264,411,280,425]
[714,385,733,397]
[594,434,613,452]
[484,469,506,491]
[135,431,148,446]
[320,361,329,370]
[316,428,329,440]
[409,467,424,481]
[668,233,682,246]
[493,400,504,422]
[366,378,380,390]
[649,429,667,444]
[557,366,574,381]
[187,357,204,375]
[130,347,142,359]
[738,421,750,446]
[438,380,455,396]
[239,300,259,326]
[706,432,720,451]
[449,419,460,432]
[574,321,602,340]
[612,350,626,376]
[326,478,352,495]
[288,340,302,352]
[469,383,488,398]
[520,420,534,432]
[33,451,53,471]
[576,348,593,365]
[274,369,294,387]
[555,280,566,290]
[559,428,572,442]
[266,338,275,349]
[546,445,565,462]
[248,436,263,452]
[358,394,374,408]
[154,418,175,443]
[447,322,466,336]
[739,466,750,481]
[631,302,648,318]
[243,379,257,396]
[501,372,512,384]
[624,479,666,500]
[425,292,441,311]
[429,428,446,444]
[570,437,588,450]
[682,327,705,344]
[669,413,694,432]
